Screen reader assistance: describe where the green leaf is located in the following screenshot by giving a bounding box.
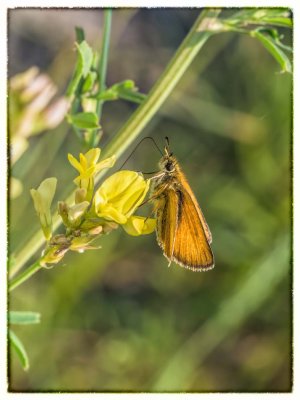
[66,40,94,97]
[9,330,30,371]
[118,91,147,104]
[92,50,100,69]
[82,71,97,93]
[251,29,292,73]
[116,80,135,90]
[115,80,147,104]
[259,17,292,28]
[67,112,100,129]
[75,26,85,43]
[94,89,118,101]
[9,311,41,325]
[91,80,147,104]
[78,41,93,78]
[256,28,292,53]
[227,8,292,28]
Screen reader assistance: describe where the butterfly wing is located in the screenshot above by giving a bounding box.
[179,171,212,244]
[172,187,214,271]
[155,186,214,271]
[155,188,178,261]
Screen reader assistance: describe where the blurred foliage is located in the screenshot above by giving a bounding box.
[8,8,292,392]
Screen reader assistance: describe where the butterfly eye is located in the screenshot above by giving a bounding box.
[165,161,174,172]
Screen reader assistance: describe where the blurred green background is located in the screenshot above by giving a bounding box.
[8,8,292,392]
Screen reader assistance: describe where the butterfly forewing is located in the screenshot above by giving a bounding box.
[172,188,214,271]
[178,170,212,245]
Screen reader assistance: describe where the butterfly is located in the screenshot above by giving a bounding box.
[151,137,214,271]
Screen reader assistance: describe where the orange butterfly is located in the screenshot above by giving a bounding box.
[151,138,214,271]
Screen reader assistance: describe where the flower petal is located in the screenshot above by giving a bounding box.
[120,179,150,216]
[68,201,90,222]
[94,171,151,224]
[123,216,156,236]
[84,148,100,165]
[94,155,116,173]
[98,171,140,200]
[68,153,83,173]
[96,204,127,224]
[79,153,87,169]
[30,177,57,213]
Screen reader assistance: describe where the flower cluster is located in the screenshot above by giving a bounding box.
[30,148,156,265]
[10,67,70,163]
[9,67,69,198]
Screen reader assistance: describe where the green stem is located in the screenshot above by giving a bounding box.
[70,98,85,144]
[9,259,44,292]
[89,8,112,147]
[9,8,221,282]
[97,8,112,117]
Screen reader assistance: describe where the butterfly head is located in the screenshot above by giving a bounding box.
[159,137,177,173]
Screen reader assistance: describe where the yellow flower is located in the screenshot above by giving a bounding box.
[30,177,57,240]
[68,148,116,201]
[58,200,90,228]
[93,171,150,224]
[122,215,156,236]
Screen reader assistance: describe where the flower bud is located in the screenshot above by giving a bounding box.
[30,177,57,240]
[75,188,87,204]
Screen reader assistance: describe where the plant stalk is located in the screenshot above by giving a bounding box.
[96,8,112,118]
[9,259,44,292]
[89,8,112,147]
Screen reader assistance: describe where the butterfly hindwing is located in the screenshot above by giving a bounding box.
[156,189,178,261]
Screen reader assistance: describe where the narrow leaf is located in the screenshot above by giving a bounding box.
[252,30,292,73]
[115,80,146,103]
[260,17,292,28]
[77,41,93,78]
[118,91,147,104]
[274,40,292,53]
[9,330,30,371]
[9,311,41,325]
[67,112,100,129]
[66,40,93,97]
[256,28,292,53]
[93,90,118,101]
[66,60,83,98]
[115,80,135,90]
[227,9,292,28]
[82,71,97,93]
[75,26,85,43]
[91,80,146,104]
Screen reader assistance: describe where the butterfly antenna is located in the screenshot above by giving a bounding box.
[164,136,172,156]
[118,136,163,170]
